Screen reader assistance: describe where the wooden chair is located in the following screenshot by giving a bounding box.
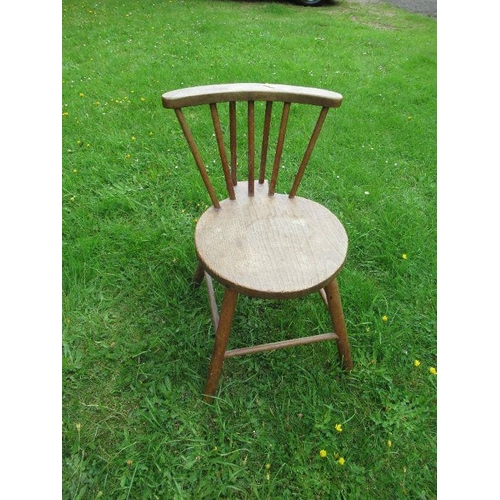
[162,83,353,402]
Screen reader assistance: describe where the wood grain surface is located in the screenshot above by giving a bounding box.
[195,181,348,298]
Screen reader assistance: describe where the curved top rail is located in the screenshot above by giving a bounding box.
[162,83,343,109]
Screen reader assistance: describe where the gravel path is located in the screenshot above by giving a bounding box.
[385,0,436,17]
[350,0,437,18]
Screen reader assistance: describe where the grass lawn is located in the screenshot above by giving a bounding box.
[62,0,436,497]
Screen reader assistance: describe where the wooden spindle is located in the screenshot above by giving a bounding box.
[229,101,237,186]
[269,102,291,196]
[248,100,255,196]
[289,106,329,198]
[259,101,273,184]
[210,103,236,200]
[174,108,220,208]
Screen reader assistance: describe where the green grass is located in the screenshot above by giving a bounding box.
[62,0,436,498]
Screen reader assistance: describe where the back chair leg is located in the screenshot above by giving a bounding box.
[203,288,239,402]
[193,261,205,286]
[324,279,353,371]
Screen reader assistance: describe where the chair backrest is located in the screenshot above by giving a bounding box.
[162,83,343,208]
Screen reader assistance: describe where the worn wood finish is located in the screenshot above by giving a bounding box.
[248,101,255,196]
[319,288,328,307]
[289,106,330,198]
[259,101,273,184]
[229,101,237,186]
[224,333,338,358]
[196,181,348,298]
[205,272,220,332]
[163,83,352,402]
[269,102,290,196]
[325,279,353,371]
[166,84,344,206]
[174,108,220,208]
[162,83,343,109]
[210,103,235,200]
[203,288,238,401]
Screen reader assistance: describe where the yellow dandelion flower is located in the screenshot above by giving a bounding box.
[72,168,78,173]
[131,136,136,141]
[79,92,85,97]
[414,360,421,367]
[319,450,327,458]
[265,463,271,470]
[337,457,346,465]
[402,253,408,260]
[387,440,392,448]
[382,315,388,322]
[429,367,437,375]
[62,112,69,117]
[335,424,343,433]
[141,97,146,102]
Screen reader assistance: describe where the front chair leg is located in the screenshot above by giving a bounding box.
[325,278,353,371]
[203,288,238,402]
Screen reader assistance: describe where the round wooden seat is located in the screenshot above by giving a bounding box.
[195,182,348,298]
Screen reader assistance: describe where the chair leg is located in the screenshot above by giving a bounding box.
[324,278,353,371]
[203,288,238,402]
[193,261,205,286]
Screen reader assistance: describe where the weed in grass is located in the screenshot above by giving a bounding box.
[63,0,436,497]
